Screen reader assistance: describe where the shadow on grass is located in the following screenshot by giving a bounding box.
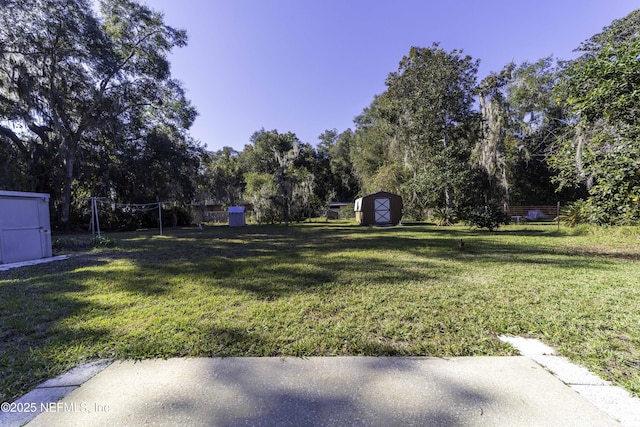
[40,223,620,298]
[0,222,635,402]
[0,260,116,401]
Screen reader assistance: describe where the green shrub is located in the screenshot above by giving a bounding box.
[467,204,509,231]
[92,236,115,247]
[559,199,590,227]
[52,236,115,252]
[432,208,456,226]
[52,237,93,251]
[339,204,355,219]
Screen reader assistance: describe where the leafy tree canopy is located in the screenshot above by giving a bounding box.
[0,0,199,227]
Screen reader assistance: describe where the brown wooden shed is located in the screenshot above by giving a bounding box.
[354,191,403,226]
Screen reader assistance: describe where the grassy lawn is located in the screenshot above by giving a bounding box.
[1,221,640,402]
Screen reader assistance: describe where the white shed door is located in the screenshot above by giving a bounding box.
[374,198,391,223]
[0,197,50,263]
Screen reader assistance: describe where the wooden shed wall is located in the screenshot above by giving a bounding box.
[356,192,403,225]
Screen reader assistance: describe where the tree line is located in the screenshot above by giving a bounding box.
[1,1,639,227]
[0,0,201,229]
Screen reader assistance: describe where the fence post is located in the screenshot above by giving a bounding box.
[557,201,561,232]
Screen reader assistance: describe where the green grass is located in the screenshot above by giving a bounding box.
[1,222,640,402]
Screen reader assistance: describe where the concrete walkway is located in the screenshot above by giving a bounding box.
[0,355,628,427]
[0,255,70,272]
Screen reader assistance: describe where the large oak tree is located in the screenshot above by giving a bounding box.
[0,0,198,227]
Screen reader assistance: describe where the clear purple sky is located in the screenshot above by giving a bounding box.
[141,1,637,152]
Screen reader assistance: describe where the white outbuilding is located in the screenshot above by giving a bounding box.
[0,190,53,264]
[228,206,246,227]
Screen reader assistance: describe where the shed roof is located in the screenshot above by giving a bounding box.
[354,191,401,210]
[0,190,50,199]
[360,191,401,199]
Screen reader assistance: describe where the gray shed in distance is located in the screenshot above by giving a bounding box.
[354,191,403,226]
[228,206,246,227]
[0,190,53,264]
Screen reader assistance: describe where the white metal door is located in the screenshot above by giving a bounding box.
[374,198,391,223]
[0,196,51,263]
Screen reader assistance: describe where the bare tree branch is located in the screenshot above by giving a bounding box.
[0,125,29,157]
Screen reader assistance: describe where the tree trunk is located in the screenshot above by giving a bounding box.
[60,143,76,229]
[574,125,593,191]
[441,123,453,209]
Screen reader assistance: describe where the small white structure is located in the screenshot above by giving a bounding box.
[0,190,53,264]
[228,206,246,227]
